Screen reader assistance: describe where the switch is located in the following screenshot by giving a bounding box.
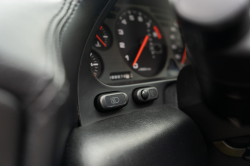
[141,90,149,100]
[95,92,129,112]
[133,87,158,103]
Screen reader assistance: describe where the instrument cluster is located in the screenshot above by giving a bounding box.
[90,0,186,85]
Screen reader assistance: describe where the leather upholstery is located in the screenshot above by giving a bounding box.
[0,1,80,165]
[0,89,20,166]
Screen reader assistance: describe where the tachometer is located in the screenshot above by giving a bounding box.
[116,8,167,77]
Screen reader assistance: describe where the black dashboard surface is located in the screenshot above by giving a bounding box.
[90,0,185,85]
[74,0,183,126]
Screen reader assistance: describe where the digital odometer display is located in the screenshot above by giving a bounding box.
[116,8,167,77]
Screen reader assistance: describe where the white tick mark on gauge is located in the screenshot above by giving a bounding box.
[171,27,177,32]
[171,44,177,50]
[175,54,181,60]
[170,35,175,40]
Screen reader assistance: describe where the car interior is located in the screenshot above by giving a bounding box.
[1,0,250,165]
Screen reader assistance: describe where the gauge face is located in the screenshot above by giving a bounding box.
[93,25,112,50]
[116,8,167,77]
[90,51,103,78]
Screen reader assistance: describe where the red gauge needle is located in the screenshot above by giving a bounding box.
[181,46,187,65]
[132,35,149,66]
[96,35,107,47]
[153,26,162,39]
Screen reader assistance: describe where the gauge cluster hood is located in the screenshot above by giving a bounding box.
[63,105,207,166]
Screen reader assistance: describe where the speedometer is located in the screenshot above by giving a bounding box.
[116,8,167,77]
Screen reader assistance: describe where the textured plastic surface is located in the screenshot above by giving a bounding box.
[63,105,207,166]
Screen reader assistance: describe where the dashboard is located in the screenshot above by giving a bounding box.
[89,0,187,85]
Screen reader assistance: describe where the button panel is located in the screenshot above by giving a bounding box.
[133,87,159,103]
[95,92,129,112]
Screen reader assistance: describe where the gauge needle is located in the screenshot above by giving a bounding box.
[96,35,107,47]
[132,35,149,66]
[181,46,187,65]
[153,26,162,39]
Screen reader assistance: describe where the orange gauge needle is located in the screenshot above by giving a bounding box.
[181,46,187,65]
[132,35,149,66]
[96,34,107,47]
[153,26,162,39]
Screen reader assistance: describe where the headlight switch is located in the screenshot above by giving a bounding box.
[133,87,158,103]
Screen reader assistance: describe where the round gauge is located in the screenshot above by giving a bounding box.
[116,8,167,77]
[93,25,112,50]
[90,51,103,78]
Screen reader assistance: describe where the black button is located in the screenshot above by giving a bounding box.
[141,90,149,100]
[133,87,158,103]
[95,92,128,112]
[105,94,127,107]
